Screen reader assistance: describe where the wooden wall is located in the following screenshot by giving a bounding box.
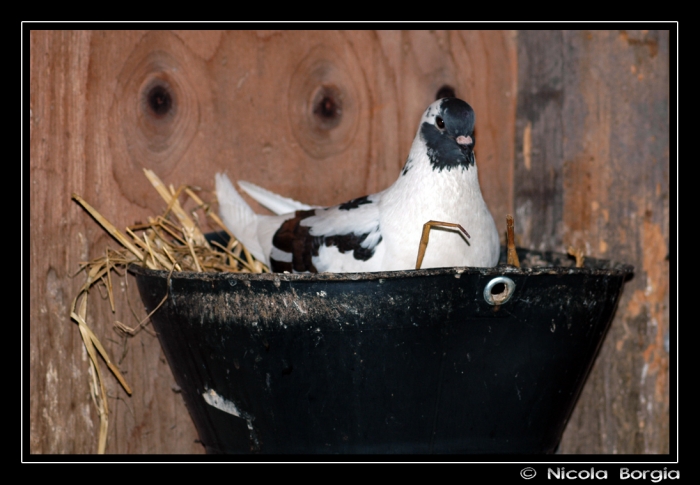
[28,30,670,455]
[515,30,670,454]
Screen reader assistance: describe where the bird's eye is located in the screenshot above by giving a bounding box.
[436,116,445,129]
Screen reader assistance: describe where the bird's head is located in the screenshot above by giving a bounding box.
[419,97,476,172]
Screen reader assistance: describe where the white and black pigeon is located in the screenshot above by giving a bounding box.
[216,97,500,273]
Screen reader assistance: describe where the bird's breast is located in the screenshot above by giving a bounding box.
[379,168,499,269]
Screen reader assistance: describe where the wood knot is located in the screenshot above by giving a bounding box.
[109,31,203,205]
[287,45,361,159]
[145,82,173,118]
[311,85,342,130]
[111,36,200,171]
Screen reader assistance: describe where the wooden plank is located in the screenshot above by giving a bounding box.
[515,30,670,454]
[30,30,204,454]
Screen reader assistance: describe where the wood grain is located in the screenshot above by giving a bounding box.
[515,30,670,454]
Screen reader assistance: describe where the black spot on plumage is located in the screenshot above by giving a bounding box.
[338,196,372,211]
[325,232,382,261]
[422,98,476,172]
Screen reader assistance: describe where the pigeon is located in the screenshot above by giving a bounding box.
[216,97,500,273]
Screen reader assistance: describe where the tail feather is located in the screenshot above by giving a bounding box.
[215,173,267,264]
[237,180,316,215]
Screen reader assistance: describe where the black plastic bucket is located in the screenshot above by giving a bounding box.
[131,247,633,454]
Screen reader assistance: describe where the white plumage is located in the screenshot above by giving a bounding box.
[216,97,500,273]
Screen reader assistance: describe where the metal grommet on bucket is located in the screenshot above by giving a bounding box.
[484,276,515,305]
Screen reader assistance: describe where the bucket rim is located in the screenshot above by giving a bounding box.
[127,247,634,283]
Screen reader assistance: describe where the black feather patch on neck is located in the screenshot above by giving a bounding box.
[338,196,372,210]
[401,157,413,176]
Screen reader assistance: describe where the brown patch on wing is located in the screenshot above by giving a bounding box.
[271,209,321,273]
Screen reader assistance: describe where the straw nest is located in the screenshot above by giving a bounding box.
[70,169,267,453]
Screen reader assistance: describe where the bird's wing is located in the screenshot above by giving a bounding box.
[303,194,382,241]
[215,173,267,264]
[237,180,317,215]
[286,194,384,273]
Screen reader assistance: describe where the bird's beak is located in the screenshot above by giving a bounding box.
[456,135,475,166]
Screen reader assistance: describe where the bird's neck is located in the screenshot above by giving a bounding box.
[391,142,482,203]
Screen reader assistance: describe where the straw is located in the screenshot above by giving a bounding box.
[70,169,268,453]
